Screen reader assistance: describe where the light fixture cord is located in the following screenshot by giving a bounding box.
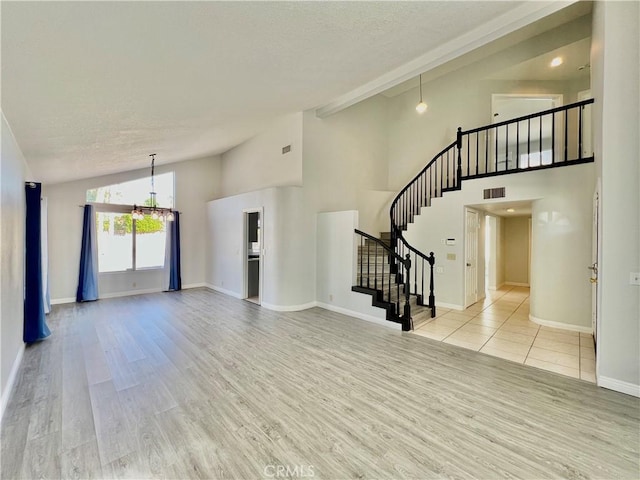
[150,153,156,208]
[419,74,423,102]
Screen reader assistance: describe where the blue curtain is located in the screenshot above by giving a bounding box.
[76,204,99,302]
[24,182,51,343]
[168,212,182,291]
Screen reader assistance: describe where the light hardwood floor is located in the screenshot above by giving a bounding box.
[2,289,638,479]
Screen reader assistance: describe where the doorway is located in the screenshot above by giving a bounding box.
[465,209,480,307]
[244,209,263,305]
[491,94,563,169]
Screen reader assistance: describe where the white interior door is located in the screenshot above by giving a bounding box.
[591,190,599,343]
[465,209,479,307]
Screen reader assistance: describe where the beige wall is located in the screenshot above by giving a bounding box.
[44,155,222,301]
[1,113,30,418]
[504,216,530,285]
[592,1,640,394]
[220,113,303,198]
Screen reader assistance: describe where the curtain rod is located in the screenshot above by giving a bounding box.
[78,205,181,214]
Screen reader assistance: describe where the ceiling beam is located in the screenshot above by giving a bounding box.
[315,1,579,118]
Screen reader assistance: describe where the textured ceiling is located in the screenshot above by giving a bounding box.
[1,1,533,184]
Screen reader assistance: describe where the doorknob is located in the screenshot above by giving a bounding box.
[466,263,472,267]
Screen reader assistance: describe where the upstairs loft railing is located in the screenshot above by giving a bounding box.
[392,99,595,231]
[389,98,595,300]
[353,229,435,331]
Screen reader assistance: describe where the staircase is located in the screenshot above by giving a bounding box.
[352,230,435,331]
[353,99,595,330]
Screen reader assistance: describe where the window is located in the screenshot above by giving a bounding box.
[87,172,174,208]
[89,172,174,273]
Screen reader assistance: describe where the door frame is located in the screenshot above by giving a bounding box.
[243,207,264,304]
[491,94,564,169]
[464,208,481,308]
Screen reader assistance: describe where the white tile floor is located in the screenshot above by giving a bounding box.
[412,286,596,382]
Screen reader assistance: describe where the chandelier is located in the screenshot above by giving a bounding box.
[131,154,174,221]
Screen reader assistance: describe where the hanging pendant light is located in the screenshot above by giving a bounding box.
[416,73,427,114]
[130,154,175,221]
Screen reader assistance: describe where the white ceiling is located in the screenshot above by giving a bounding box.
[2,1,539,184]
[487,37,591,81]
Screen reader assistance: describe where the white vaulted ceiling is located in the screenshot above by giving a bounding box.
[2,1,566,184]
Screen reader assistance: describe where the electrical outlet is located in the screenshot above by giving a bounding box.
[631,272,640,286]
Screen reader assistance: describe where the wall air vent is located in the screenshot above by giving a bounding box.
[483,187,506,199]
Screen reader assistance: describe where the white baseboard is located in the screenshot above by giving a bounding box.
[436,302,465,311]
[183,283,206,289]
[205,284,243,299]
[51,297,75,305]
[598,376,640,398]
[100,287,164,299]
[316,302,401,330]
[529,314,592,334]
[505,282,530,287]
[1,343,25,425]
[261,301,318,312]
[487,282,505,291]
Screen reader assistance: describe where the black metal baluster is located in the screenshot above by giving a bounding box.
[539,112,543,163]
[485,130,489,174]
[475,133,479,176]
[527,118,531,168]
[421,258,425,304]
[495,125,499,172]
[552,112,556,164]
[414,252,417,296]
[381,248,385,298]
[366,239,370,288]
[466,133,470,178]
[516,120,520,169]
[359,236,363,287]
[505,124,509,170]
[579,105,583,160]
[374,243,378,290]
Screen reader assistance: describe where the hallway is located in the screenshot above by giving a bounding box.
[412,286,596,382]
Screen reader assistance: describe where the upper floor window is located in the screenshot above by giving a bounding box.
[86,172,174,208]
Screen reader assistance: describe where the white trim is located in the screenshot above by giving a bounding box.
[182,283,206,289]
[206,284,243,299]
[315,1,578,117]
[505,281,530,287]
[488,282,506,291]
[316,302,402,330]
[529,314,592,334]
[51,297,75,305]
[261,301,317,312]
[436,302,465,311]
[100,287,164,299]
[0,344,25,425]
[597,376,640,398]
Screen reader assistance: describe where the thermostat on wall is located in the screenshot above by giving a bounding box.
[446,238,456,246]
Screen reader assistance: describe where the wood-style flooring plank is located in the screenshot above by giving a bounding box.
[1,288,638,480]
